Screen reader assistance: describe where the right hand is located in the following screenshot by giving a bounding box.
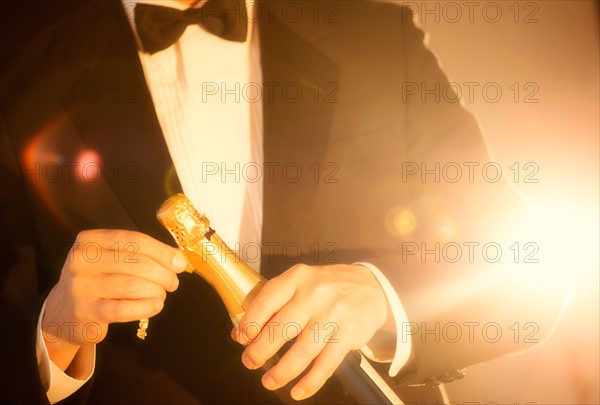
[42,229,187,372]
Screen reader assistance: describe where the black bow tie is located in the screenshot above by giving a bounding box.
[135,1,248,54]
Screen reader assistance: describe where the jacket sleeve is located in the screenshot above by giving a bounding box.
[368,5,567,386]
[0,109,93,404]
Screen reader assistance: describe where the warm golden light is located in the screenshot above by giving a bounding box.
[514,200,599,294]
[386,207,417,237]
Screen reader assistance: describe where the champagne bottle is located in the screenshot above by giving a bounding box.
[156,194,402,405]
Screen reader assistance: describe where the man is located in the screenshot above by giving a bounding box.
[0,0,564,403]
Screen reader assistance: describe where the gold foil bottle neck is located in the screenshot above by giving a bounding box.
[157,194,212,250]
[157,194,265,323]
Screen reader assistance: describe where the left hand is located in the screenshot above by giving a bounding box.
[231,263,389,401]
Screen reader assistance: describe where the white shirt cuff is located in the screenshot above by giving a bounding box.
[36,300,96,404]
[355,262,412,377]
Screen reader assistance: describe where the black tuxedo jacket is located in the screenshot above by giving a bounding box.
[0,1,564,403]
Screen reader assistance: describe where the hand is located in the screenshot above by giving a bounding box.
[42,229,187,374]
[231,264,389,401]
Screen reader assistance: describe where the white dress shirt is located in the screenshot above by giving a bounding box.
[37,1,411,402]
[128,0,264,265]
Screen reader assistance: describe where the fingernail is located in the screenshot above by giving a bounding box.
[242,353,256,369]
[262,374,276,390]
[172,252,187,273]
[230,325,239,342]
[171,276,179,291]
[155,300,164,311]
[291,386,305,401]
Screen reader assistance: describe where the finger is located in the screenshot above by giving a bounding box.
[234,265,314,343]
[93,274,167,301]
[259,323,328,391]
[234,271,299,344]
[76,229,188,273]
[241,303,312,370]
[289,341,349,401]
[109,255,180,293]
[92,297,165,324]
[72,248,180,293]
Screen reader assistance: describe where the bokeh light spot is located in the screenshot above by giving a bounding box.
[385,207,417,237]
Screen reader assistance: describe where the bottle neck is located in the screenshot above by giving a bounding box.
[183,231,265,323]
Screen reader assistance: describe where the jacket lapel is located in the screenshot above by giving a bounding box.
[61,0,181,243]
[259,10,340,275]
